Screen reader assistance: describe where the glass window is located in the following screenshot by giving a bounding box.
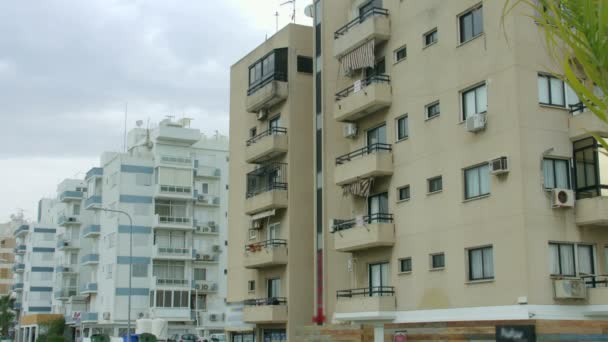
[426,101,440,119]
[431,253,445,269]
[396,115,408,141]
[248,280,255,292]
[462,83,487,120]
[368,192,389,221]
[543,158,570,189]
[194,268,206,281]
[366,124,387,147]
[267,278,281,298]
[549,243,576,276]
[399,258,412,273]
[263,329,286,342]
[538,74,566,106]
[269,116,281,131]
[368,262,389,293]
[132,264,148,278]
[577,244,595,275]
[573,138,608,199]
[468,246,494,280]
[464,164,490,199]
[424,28,438,46]
[398,185,410,201]
[428,176,443,193]
[394,46,407,62]
[459,5,483,43]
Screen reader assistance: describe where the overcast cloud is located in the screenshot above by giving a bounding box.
[0,0,311,221]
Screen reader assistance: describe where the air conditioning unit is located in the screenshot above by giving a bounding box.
[63,242,69,246]
[208,221,217,228]
[211,283,218,291]
[197,195,205,202]
[552,188,575,208]
[203,254,211,261]
[202,284,209,291]
[553,278,586,299]
[103,312,111,320]
[343,123,358,139]
[328,219,339,233]
[194,284,201,290]
[68,217,77,222]
[257,109,268,121]
[490,156,509,175]
[251,220,262,230]
[466,113,487,132]
[202,226,210,233]
[212,245,221,253]
[195,254,202,260]
[209,314,218,322]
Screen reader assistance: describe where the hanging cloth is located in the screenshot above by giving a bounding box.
[342,177,374,197]
[340,40,375,74]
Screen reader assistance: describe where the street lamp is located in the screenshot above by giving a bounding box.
[94,207,133,341]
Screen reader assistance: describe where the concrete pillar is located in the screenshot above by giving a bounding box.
[374,324,384,342]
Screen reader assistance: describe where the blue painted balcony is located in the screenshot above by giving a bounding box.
[58,215,80,227]
[55,287,78,300]
[59,190,84,202]
[82,225,101,238]
[80,282,98,294]
[13,302,22,310]
[14,245,26,255]
[85,167,103,180]
[57,236,80,251]
[14,225,29,237]
[12,283,24,292]
[84,195,102,210]
[12,263,24,273]
[81,254,100,265]
[56,265,77,273]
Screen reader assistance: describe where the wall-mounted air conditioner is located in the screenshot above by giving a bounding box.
[343,123,358,139]
[553,278,586,299]
[257,109,268,121]
[466,113,487,133]
[490,156,509,175]
[551,188,575,208]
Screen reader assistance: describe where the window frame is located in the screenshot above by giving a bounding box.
[430,252,445,270]
[427,176,443,194]
[467,245,494,281]
[247,280,255,293]
[399,257,412,273]
[543,157,571,190]
[395,114,409,141]
[461,82,488,121]
[423,28,438,47]
[458,4,484,44]
[549,242,596,277]
[464,163,491,200]
[397,185,411,202]
[394,45,407,63]
[538,73,566,107]
[425,101,440,120]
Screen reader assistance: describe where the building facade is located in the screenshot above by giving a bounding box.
[308,0,608,340]
[227,24,315,341]
[0,222,16,297]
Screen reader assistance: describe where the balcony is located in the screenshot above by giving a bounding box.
[56,265,78,274]
[584,275,608,305]
[12,283,23,292]
[246,74,288,113]
[14,245,26,255]
[153,277,190,288]
[193,251,219,264]
[195,166,221,179]
[244,239,288,269]
[334,144,393,186]
[80,282,98,295]
[85,167,103,181]
[55,288,78,300]
[81,253,100,266]
[13,302,22,310]
[14,225,29,237]
[84,195,102,210]
[157,125,200,145]
[82,312,98,323]
[192,280,219,293]
[243,298,288,324]
[156,185,193,200]
[149,307,192,320]
[569,103,608,140]
[58,215,80,227]
[334,8,390,59]
[60,190,84,202]
[245,127,288,164]
[194,193,220,207]
[153,246,192,260]
[334,75,392,122]
[575,197,608,226]
[245,163,288,215]
[82,225,101,238]
[57,236,80,251]
[12,263,24,273]
[331,214,395,252]
[335,287,396,320]
[194,222,219,235]
[153,214,193,230]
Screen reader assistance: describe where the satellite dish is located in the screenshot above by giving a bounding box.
[304,4,313,18]
[136,120,144,127]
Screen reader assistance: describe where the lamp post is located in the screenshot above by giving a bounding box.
[95,207,133,340]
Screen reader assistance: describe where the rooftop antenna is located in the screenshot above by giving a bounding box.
[281,0,296,23]
[123,103,128,153]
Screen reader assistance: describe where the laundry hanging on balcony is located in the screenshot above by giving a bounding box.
[342,177,374,197]
[340,40,375,74]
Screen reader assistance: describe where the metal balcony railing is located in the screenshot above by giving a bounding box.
[243,297,287,306]
[247,72,287,96]
[335,74,391,101]
[246,127,287,146]
[244,239,287,253]
[336,143,392,165]
[158,216,191,225]
[246,163,288,198]
[331,213,394,232]
[157,247,190,256]
[336,286,395,298]
[334,7,389,39]
[582,274,608,288]
[14,225,29,236]
[156,278,189,287]
[159,185,192,194]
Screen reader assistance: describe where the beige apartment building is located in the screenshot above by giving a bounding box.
[0,222,16,296]
[227,24,315,341]
[306,0,608,341]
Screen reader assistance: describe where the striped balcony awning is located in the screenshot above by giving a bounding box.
[342,177,374,197]
[340,40,375,74]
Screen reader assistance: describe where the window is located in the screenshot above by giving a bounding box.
[269,115,281,131]
[543,158,570,189]
[194,268,206,281]
[394,45,407,63]
[548,242,595,276]
[249,127,257,138]
[537,74,580,108]
[397,185,410,202]
[428,176,443,193]
[268,223,281,240]
[431,253,445,269]
[468,246,494,281]
[201,183,209,194]
[263,330,287,342]
[365,57,386,78]
[573,138,608,199]
[424,28,438,47]
[462,83,487,120]
[426,101,440,119]
[248,280,255,293]
[359,0,383,17]
[396,115,408,141]
[369,262,389,294]
[464,164,490,199]
[232,333,255,342]
[132,264,148,278]
[367,124,387,147]
[399,258,412,273]
[368,192,389,221]
[459,5,483,43]
[267,278,281,298]
[136,173,152,186]
[73,204,81,216]
[297,56,313,73]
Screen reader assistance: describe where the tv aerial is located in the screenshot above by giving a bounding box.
[281,0,296,23]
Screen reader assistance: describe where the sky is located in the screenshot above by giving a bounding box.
[0,0,312,222]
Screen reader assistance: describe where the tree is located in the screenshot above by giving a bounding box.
[504,0,607,144]
[36,317,66,342]
[0,295,15,336]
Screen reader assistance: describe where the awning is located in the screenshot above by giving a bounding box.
[340,40,375,74]
[250,209,276,221]
[342,178,374,197]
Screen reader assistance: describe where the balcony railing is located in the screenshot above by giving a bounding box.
[55,288,78,299]
[14,225,29,237]
[160,185,192,194]
[12,283,24,291]
[160,155,192,166]
[156,278,189,287]
[195,166,221,178]
[336,143,392,165]
[334,8,389,39]
[14,245,26,254]
[244,239,287,253]
[157,247,191,257]
[246,127,287,146]
[244,297,287,307]
[246,163,288,198]
[82,225,101,237]
[59,190,84,202]
[82,312,98,322]
[582,275,608,288]
[58,215,80,226]
[336,75,391,101]
[12,264,24,272]
[81,253,100,264]
[331,213,394,232]
[247,72,287,96]
[85,195,102,209]
[157,216,191,225]
[336,286,395,298]
[85,167,103,180]
[80,282,98,293]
